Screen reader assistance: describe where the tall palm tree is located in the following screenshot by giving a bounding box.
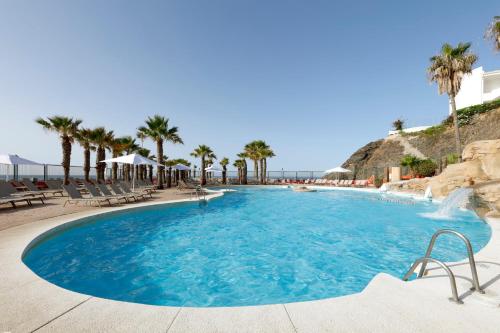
[138,115,183,189]
[190,145,216,185]
[75,128,95,182]
[428,42,477,160]
[90,127,114,181]
[237,152,248,184]
[244,141,260,181]
[485,16,500,52]
[220,157,229,184]
[36,116,82,184]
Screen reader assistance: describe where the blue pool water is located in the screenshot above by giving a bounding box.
[23,187,491,307]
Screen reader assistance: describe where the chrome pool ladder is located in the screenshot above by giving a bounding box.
[403,229,484,304]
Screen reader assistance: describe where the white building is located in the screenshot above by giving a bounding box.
[450,66,500,114]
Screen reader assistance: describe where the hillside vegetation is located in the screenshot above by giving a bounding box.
[342,103,500,179]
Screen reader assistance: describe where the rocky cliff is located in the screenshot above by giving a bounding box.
[342,107,500,178]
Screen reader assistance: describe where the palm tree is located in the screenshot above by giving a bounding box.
[90,127,114,181]
[237,152,248,184]
[233,159,244,184]
[190,145,216,185]
[110,137,128,181]
[120,136,139,181]
[485,16,500,52]
[138,115,183,189]
[136,148,151,180]
[428,42,477,160]
[260,146,275,184]
[244,141,260,181]
[220,157,229,184]
[36,116,82,184]
[75,128,95,182]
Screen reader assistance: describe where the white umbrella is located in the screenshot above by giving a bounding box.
[173,164,190,171]
[324,166,352,180]
[101,154,159,191]
[205,165,223,173]
[0,154,42,181]
[324,166,352,174]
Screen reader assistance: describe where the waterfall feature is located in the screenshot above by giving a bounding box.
[422,187,474,219]
[424,186,433,200]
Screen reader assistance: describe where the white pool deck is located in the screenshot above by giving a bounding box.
[1,188,500,332]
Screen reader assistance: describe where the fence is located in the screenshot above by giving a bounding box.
[0,163,396,182]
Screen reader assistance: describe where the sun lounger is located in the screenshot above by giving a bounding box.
[83,183,123,205]
[109,184,142,202]
[22,180,64,197]
[0,182,45,204]
[119,183,151,200]
[0,183,35,208]
[96,184,130,203]
[63,184,112,207]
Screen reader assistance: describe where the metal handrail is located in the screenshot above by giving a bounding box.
[418,229,484,294]
[403,257,463,304]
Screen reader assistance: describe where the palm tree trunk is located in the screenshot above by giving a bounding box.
[96,147,105,181]
[253,160,258,182]
[83,148,90,182]
[61,135,72,185]
[222,166,227,184]
[112,162,118,181]
[242,160,248,184]
[148,165,153,182]
[201,156,206,185]
[259,159,264,184]
[263,158,267,184]
[167,167,172,188]
[449,95,462,162]
[156,140,164,189]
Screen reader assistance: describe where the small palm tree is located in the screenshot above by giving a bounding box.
[190,145,216,185]
[136,148,151,180]
[90,127,114,181]
[110,137,128,181]
[220,157,229,184]
[120,136,139,181]
[392,119,404,131]
[138,115,183,189]
[36,116,82,184]
[75,128,95,182]
[233,159,244,184]
[244,141,260,181]
[400,155,421,177]
[237,152,248,184]
[428,42,477,160]
[485,16,500,52]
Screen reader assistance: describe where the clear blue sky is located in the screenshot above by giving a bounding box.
[0,0,498,170]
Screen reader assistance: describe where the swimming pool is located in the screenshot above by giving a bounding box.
[23,187,491,307]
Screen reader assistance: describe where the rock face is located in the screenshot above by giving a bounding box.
[342,108,500,178]
[429,139,500,201]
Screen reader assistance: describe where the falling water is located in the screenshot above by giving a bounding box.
[421,187,474,219]
[424,186,433,200]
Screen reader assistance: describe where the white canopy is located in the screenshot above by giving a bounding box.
[173,163,190,171]
[324,166,352,174]
[101,154,158,166]
[0,154,42,165]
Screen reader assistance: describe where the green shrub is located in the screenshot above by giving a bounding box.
[456,99,500,125]
[374,176,384,188]
[415,159,437,177]
[420,125,447,137]
[392,119,404,131]
[446,153,459,165]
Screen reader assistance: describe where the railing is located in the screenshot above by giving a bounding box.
[402,229,484,304]
[403,257,462,304]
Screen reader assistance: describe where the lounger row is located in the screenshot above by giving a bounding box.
[63,182,152,207]
[0,181,46,208]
